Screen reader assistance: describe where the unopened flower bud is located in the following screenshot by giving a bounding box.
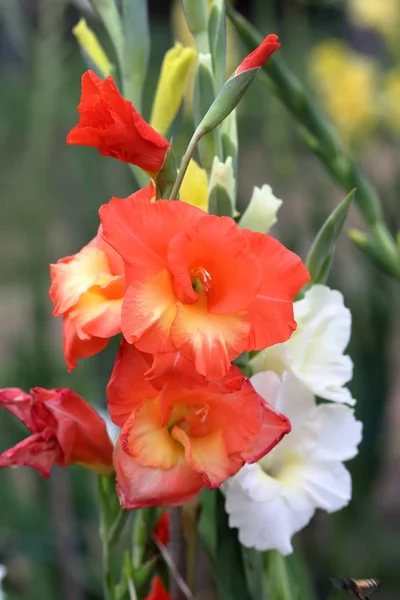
[239,185,282,233]
[73,18,112,78]
[208,156,236,216]
[150,42,196,137]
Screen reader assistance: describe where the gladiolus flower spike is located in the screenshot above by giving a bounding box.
[107,341,291,509]
[67,70,170,177]
[99,192,310,381]
[0,387,114,477]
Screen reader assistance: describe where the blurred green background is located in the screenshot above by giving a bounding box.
[0,0,399,598]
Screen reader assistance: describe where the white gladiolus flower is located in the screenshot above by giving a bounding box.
[239,184,282,233]
[0,565,6,600]
[250,285,355,405]
[223,371,362,555]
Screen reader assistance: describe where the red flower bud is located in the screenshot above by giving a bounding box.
[235,34,280,76]
[67,71,170,176]
[0,387,114,477]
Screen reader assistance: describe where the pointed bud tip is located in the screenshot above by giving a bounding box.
[235,34,280,75]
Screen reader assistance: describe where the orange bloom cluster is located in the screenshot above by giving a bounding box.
[0,36,310,509]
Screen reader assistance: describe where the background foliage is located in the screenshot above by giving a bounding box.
[0,0,399,598]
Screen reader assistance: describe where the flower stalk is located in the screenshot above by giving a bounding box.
[227,6,400,280]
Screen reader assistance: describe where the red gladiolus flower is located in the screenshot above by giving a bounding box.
[235,34,280,76]
[49,227,125,371]
[145,578,170,600]
[107,342,290,508]
[99,196,310,380]
[67,70,170,176]
[154,511,170,546]
[0,387,114,477]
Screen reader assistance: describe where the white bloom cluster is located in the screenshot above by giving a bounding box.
[223,285,362,555]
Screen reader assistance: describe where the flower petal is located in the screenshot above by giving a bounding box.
[50,246,112,316]
[0,432,60,478]
[100,195,205,274]
[62,315,110,371]
[114,436,204,508]
[245,232,310,349]
[107,340,155,427]
[122,269,177,352]
[171,427,234,488]
[167,215,261,312]
[121,399,183,469]
[171,297,250,379]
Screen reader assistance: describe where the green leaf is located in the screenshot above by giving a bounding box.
[215,490,253,600]
[198,67,257,137]
[122,0,150,110]
[90,0,124,69]
[208,0,227,91]
[305,190,355,287]
[242,547,268,600]
[208,183,234,217]
[194,56,223,170]
[265,551,296,600]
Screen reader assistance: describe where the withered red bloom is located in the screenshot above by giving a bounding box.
[50,227,125,371]
[67,70,170,176]
[99,195,310,381]
[145,578,170,600]
[154,511,170,546]
[235,34,280,75]
[107,342,290,508]
[0,387,114,477]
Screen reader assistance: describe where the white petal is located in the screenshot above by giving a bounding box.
[249,371,281,409]
[287,285,354,404]
[225,480,313,555]
[295,461,352,512]
[274,372,316,425]
[228,463,283,502]
[250,342,290,377]
[306,404,362,461]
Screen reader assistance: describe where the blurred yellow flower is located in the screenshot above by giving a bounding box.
[72,18,111,78]
[382,70,400,134]
[180,159,209,212]
[309,40,379,144]
[150,42,196,137]
[347,0,400,40]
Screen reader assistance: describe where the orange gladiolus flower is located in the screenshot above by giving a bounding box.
[99,195,310,380]
[49,227,125,371]
[67,70,170,177]
[0,387,113,477]
[107,342,290,508]
[145,578,170,600]
[235,34,280,75]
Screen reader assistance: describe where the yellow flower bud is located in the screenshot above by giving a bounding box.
[150,42,196,137]
[72,18,112,79]
[180,159,209,212]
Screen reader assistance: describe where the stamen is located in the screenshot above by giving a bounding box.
[192,267,212,293]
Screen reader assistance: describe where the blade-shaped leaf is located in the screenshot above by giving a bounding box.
[122,0,149,110]
[215,490,253,600]
[305,190,355,287]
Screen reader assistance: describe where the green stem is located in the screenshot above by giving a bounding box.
[169,129,204,200]
[227,6,400,280]
[108,509,130,547]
